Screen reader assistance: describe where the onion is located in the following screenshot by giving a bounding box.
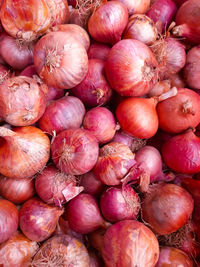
[184,46,200,90]
[148,79,171,97]
[51,128,99,175]
[20,64,37,77]
[169,73,186,88]
[115,0,150,15]
[141,183,194,235]
[39,95,85,135]
[79,171,105,196]
[94,142,135,186]
[111,131,134,148]
[45,0,69,26]
[68,7,85,28]
[65,193,106,234]
[0,126,50,179]
[0,231,39,267]
[123,14,157,45]
[155,246,193,266]
[35,165,83,206]
[162,130,200,174]
[72,59,112,108]
[88,227,106,253]
[173,0,200,44]
[147,129,172,151]
[102,220,159,267]
[0,0,51,41]
[19,197,63,242]
[100,185,140,222]
[0,76,46,126]
[88,1,128,45]
[34,31,88,89]
[105,39,158,97]
[32,234,90,266]
[173,0,188,6]
[0,64,11,85]
[88,42,111,61]
[0,176,35,204]
[146,0,177,33]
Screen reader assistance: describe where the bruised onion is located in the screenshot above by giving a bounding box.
[115,0,150,15]
[88,42,111,61]
[0,126,50,179]
[19,197,63,242]
[46,0,69,26]
[79,171,104,196]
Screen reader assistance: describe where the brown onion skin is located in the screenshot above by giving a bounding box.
[0,199,19,243]
[79,171,105,196]
[46,0,69,26]
[0,231,39,267]
[88,1,128,45]
[115,0,150,15]
[32,234,90,267]
[102,220,159,267]
[0,0,51,41]
[38,95,85,135]
[0,76,46,126]
[88,42,111,61]
[94,142,135,186]
[105,39,158,97]
[0,126,50,179]
[34,31,88,90]
[155,246,193,267]
[116,97,159,139]
[19,197,63,242]
[51,128,99,175]
[0,176,35,204]
[141,183,194,235]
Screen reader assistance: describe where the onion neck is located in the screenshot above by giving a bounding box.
[182,100,195,115]
[172,24,199,43]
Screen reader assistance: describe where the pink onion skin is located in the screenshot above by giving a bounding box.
[105,39,158,97]
[72,59,112,108]
[19,197,63,242]
[88,42,111,61]
[0,64,11,85]
[51,128,99,175]
[162,130,200,174]
[111,131,134,148]
[115,0,150,15]
[65,193,106,234]
[38,95,85,135]
[102,220,159,267]
[79,171,105,196]
[184,46,200,90]
[155,247,193,267]
[45,0,69,27]
[88,1,128,45]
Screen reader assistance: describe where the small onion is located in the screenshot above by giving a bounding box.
[79,171,105,196]
[88,42,111,61]
[45,0,69,26]
[115,0,150,15]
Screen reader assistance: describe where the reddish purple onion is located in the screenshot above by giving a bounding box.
[88,42,111,61]
[79,171,105,196]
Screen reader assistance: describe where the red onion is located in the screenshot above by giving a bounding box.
[88,228,106,253]
[123,14,157,45]
[148,79,171,97]
[102,220,159,267]
[72,59,112,107]
[34,31,88,89]
[51,128,99,175]
[35,165,83,206]
[162,130,200,174]
[45,0,69,26]
[105,39,158,97]
[169,72,186,88]
[184,46,200,90]
[65,193,106,234]
[147,129,172,151]
[146,0,177,33]
[39,95,85,135]
[0,176,35,204]
[173,0,200,44]
[20,65,37,77]
[0,64,11,85]
[112,131,134,148]
[173,0,188,6]
[94,142,135,186]
[68,7,85,29]
[79,171,105,196]
[88,42,111,61]
[115,0,150,15]
[0,126,50,179]
[142,183,194,235]
[19,197,63,242]
[88,1,128,45]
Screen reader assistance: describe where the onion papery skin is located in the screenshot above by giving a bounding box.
[157,88,200,134]
[115,0,150,15]
[102,220,159,267]
[0,199,19,243]
[105,39,158,97]
[0,126,50,179]
[155,246,193,267]
[65,193,106,234]
[116,97,159,139]
[34,31,88,90]
[45,0,69,26]
[0,76,46,126]
[88,42,111,61]
[0,64,11,85]
[162,130,200,174]
[51,128,99,175]
[184,46,200,90]
[0,0,51,41]
[123,14,157,45]
[88,1,128,45]
[169,73,186,88]
[141,183,194,235]
[0,176,35,204]
[71,59,112,108]
[0,231,39,267]
[32,235,90,267]
[79,171,105,196]
[94,142,135,186]
[19,197,63,242]
[39,95,85,135]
